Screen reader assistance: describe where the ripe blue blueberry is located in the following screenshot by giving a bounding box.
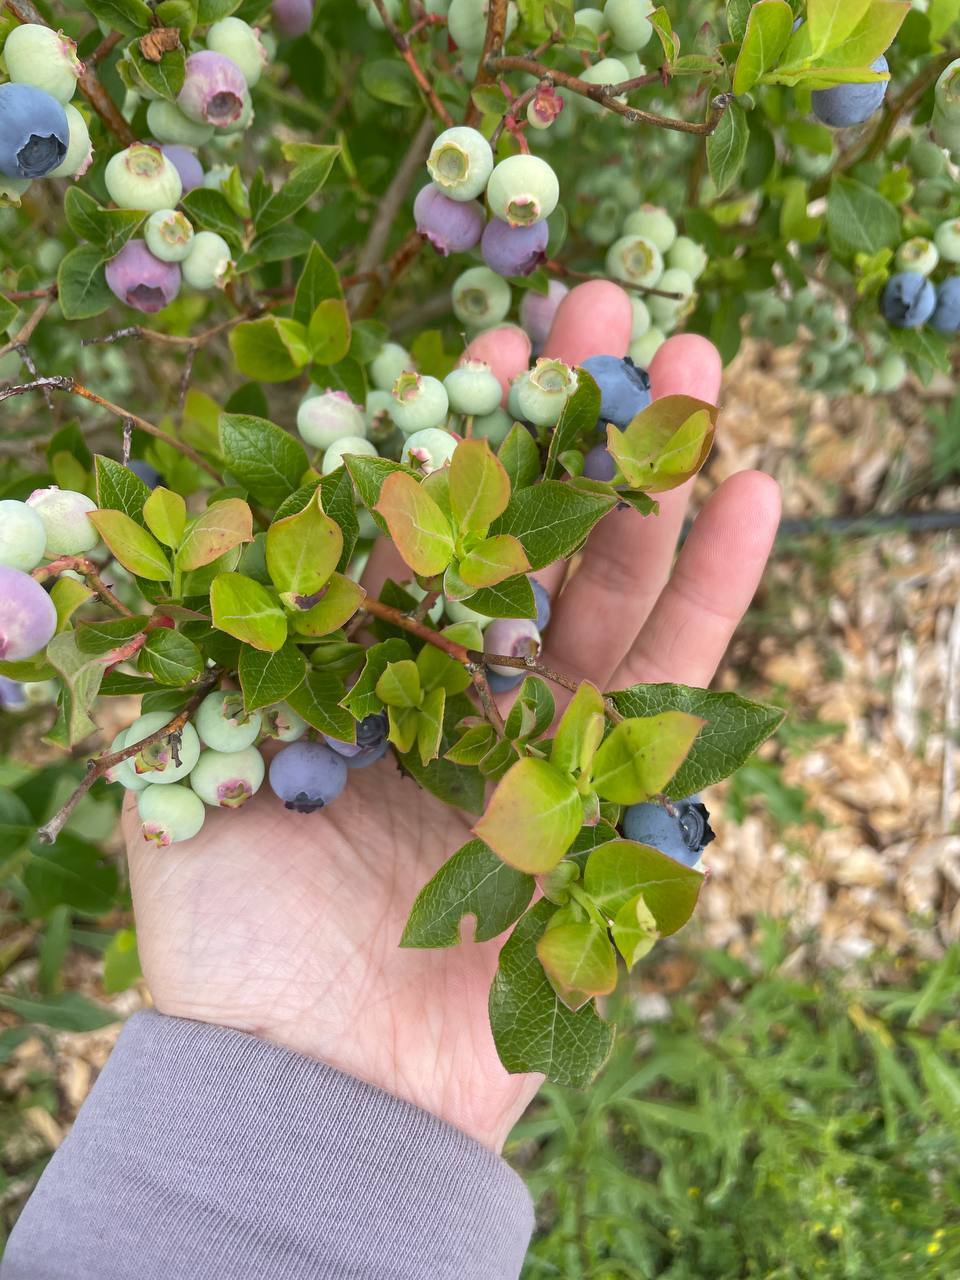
[138,783,207,847]
[580,354,652,430]
[178,50,247,128]
[105,240,181,315]
[26,486,98,556]
[0,83,69,179]
[413,183,485,256]
[426,125,493,201]
[324,712,389,768]
[582,443,617,481]
[0,676,27,711]
[194,690,262,751]
[481,217,549,278]
[622,795,715,867]
[0,566,56,662]
[486,669,524,694]
[268,739,348,812]
[190,746,265,808]
[484,616,541,677]
[128,460,162,489]
[812,56,888,128]
[931,277,960,334]
[881,272,937,328]
[0,499,46,572]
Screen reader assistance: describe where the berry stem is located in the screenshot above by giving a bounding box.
[369,0,454,127]
[0,376,223,483]
[32,555,134,618]
[35,672,219,845]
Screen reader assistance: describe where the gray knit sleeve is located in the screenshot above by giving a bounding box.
[1,1010,534,1280]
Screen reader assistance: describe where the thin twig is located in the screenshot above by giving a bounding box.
[369,0,453,126]
[0,377,223,482]
[4,0,135,144]
[36,673,217,844]
[470,664,506,734]
[486,55,732,134]
[81,308,267,349]
[121,418,133,466]
[32,555,133,617]
[466,0,510,126]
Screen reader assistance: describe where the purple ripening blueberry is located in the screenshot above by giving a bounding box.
[480,217,549,278]
[177,50,247,128]
[413,182,485,256]
[105,239,181,314]
[272,0,313,37]
[0,565,57,662]
[582,443,617,482]
[159,144,204,192]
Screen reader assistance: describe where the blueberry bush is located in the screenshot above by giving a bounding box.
[0,0,956,1084]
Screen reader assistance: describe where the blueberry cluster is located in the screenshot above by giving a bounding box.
[880,222,960,337]
[105,687,390,846]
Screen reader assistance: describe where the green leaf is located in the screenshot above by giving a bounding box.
[142,487,187,548]
[341,638,411,719]
[707,100,749,197]
[238,639,307,711]
[286,668,354,740]
[551,681,606,776]
[84,0,152,36]
[360,58,419,107]
[401,839,535,949]
[590,712,706,805]
[459,534,531,589]
[293,242,342,325]
[266,489,342,597]
[219,413,309,508]
[229,316,310,383]
[64,187,145,255]
[175,498,253,572]
[180,188,245,249]
[498,422,541,490]
[490,481,615,570]
[583,840,704,935]
[807,0,873,55]
[319,467,360,570]
[308,298,351,365]
[475,758,583,873]
[24,833,119,916]
[417,631,474,696]
[138,628,203,686]
[503,677,555,745]
[545,369,601,480]
[253,142,341,232]
[50,576,94,631]
[606,396,717,493]
[57,246,111,321]
[396,692,486,815]
[489,900,615,1086]
[102,928,142,995]
[94,456,151,524]
[125,44,186,101]
[818,2,909,70]
[536,919,618,1011]
[289,573,364,637]
[0,991,119,1032]
[733,0,794,95]
[611,894,659,970]
[449,438,512,535]
[211,572,287,651]
[75,616,148,657]
[344,455,410,529]
[417,684,446,765]
[607,685,786,796]
[376,659,422,709]
[827,175,900,258]
[375,471,455,576]
[727,0,755,44]
[88,509,171,581]
[236,224,312,272]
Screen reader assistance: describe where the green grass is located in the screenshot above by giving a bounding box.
[511,927,960,1279]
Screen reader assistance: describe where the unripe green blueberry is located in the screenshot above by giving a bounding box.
[26,486,97,556]
[0,499,46,571]
[390,371,449,433]
[144,208,194,263]
[146,99,215,147]
[629,327,665,365]
[648,267,695,327]
[262,702,308,742]
[444,594,491,626]
[515,358,577,427]
[0,176,31,206]
[452,265,512,328]
[911,138,947,179]
[365,389,395,434]
[401,427,458,475]
[370,341,413,390]
[578,58,630,116]
[584,197,622,247]
[190,745,264,808]
[575,8,607,35]
[471,406,512,446]
[507,374,525,420]
[790,288,819,327]
[126,711,202,784]
[363,0,401,29]
[849,365,878,396]
[934,57,960,122]
[105,144,183,213]
[612,49,646,79]
[448,0,517,53]
[194,689,262,751]
[895,236,939,277]
[935,218,960,264]
[137,782,206,847]
[486,154,559,227]
[604,0,655,52]
[931,105,960,155]
[3,24,82,105]
[443,361,502,415]
[297,390,367,450]
[202,164,232,191]
[606,233,664,287]
[630,294,651,338]
[875,351,908,392]
[624,205,677,252]
[105,727,149,791]
[48,103,92,179]
[206,18,268,87]
[667,235,707,280]
[426,125,493,202]
[181,230,232,290]
[821,318,850,354]
[322,436,377,475]
[799,348,830,385]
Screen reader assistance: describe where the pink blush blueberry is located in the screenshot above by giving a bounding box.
[178,51,247,128]
[413,183,485,256]
[0,566,56,661]
[190,746,265,808]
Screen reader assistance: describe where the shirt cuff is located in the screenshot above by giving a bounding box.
[3,1009,534,1280]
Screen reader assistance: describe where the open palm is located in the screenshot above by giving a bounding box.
[124,287,781,1154]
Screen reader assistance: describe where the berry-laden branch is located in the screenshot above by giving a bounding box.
[485,55,733,135]
[32,555,133,617]
[3,0,135,145]
[36,672,219,845]
[0,376,223,483]
[369,0,454,127]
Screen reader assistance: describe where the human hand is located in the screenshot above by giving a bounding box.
[122,284,781,1155]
